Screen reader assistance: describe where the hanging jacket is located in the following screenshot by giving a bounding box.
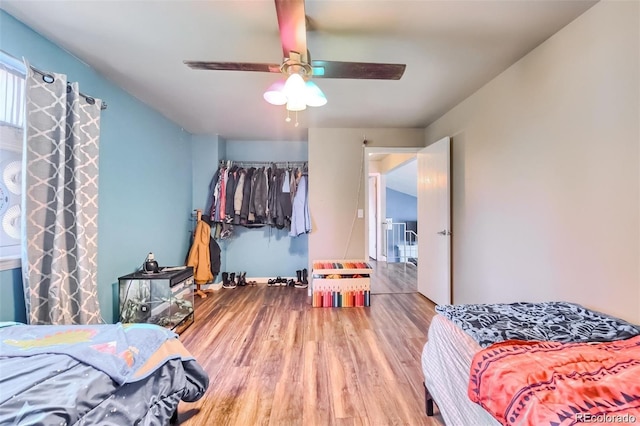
[206,168,220,221]
[290,174,311,237]
[233,168,246,224]
[187,220,214,284]
[248,167,259,222]
[202,216,221,278]
[254,167,268,220]
[219,168,227,221]
[225,166,237,220]
[240,167,255,224]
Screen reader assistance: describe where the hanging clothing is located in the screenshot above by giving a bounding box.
[187,220,214,284]
[225,166,238,221]
[219,168,227,222]
[290,174,311,237]
[204,161,309,235]
[202,217,221,278]
[233,168,246,224]
[205,168,220,222]
[240,167,255,224]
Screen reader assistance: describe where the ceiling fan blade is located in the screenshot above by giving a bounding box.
[184,61,281,73]
[311,60,406,80]
[275,0,308,62]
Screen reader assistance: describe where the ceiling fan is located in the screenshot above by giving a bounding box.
[184,0,406,120]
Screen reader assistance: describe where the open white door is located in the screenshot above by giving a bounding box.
[368,175,378,260]
[417,137,451,305]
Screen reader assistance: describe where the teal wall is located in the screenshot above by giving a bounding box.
[191,134,221,214]
[0,11,193,323]
[0,268,26,323]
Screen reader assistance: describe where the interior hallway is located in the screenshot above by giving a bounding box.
[369,259,418,294]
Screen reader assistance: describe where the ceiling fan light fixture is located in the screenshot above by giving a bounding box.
[263,70,328,119]
[286,98,307,111]
[304,81,327,107]
[283,73,306,99]
[263,79,287,105]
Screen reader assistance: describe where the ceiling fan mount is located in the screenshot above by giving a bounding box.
[280,52,312,77]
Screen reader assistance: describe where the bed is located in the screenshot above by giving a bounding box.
[421,302,640,426]
[0,321,209,425]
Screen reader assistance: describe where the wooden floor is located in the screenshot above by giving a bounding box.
[178,283,442,426]
[369,260,417,294]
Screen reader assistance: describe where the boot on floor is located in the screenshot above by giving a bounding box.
[239,272,247,286]
[223,272,237,289]
[295,269,308,289]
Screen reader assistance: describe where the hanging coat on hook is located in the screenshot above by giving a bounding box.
[187,219,213,284]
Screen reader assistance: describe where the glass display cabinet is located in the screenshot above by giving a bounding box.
[118,267,194,334]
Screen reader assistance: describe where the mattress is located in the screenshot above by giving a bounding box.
[421,314,499,426]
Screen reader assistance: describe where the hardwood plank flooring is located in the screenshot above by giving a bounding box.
[177,283,443,425]
[369,260,417,294]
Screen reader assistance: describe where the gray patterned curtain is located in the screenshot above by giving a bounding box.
[22,64,102,325]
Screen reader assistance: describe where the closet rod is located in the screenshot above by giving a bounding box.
[220,160,307,168]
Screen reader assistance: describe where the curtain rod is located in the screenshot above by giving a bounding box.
[0,49,107,110]
[30,66,108,111]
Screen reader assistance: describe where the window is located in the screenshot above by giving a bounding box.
[0,52,26,270]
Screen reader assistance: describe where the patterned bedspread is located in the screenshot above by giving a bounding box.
[435,302,640,348]
[468,336,640,426]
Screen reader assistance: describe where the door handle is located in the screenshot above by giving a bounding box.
[437,230,452,236]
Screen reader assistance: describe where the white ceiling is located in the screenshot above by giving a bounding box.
[1,0,597,141]
[386,158,417,198]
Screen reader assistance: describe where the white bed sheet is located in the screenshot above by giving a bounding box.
[421,314,500,426]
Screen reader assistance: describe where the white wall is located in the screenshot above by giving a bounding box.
[308,128,424,262]
[425,1,640,323]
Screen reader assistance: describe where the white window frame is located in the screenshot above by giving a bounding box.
[0,52,26,271]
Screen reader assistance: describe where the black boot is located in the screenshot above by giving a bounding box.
[224,272,237,289]
[296,270,302,284]
[295,269,308,288]
[221,272,229,288]
[238,272,246,286]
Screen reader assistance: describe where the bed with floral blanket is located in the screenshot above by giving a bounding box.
[421,302,640,425]
[0,322,209,425]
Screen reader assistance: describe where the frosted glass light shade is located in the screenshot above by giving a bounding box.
[286,98,307,111]
[305,81,327,107]
[263,80,287,105]
[263,73,327,113]
[283,73,306,98]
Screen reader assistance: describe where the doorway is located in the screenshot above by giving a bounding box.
[364,147,420,294]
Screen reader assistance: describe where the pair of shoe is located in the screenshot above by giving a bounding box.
[294,268,309,288]
[267,276,288,286]
[222,272,247,288]
[236,272,247,286]
[222,272,236,289]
